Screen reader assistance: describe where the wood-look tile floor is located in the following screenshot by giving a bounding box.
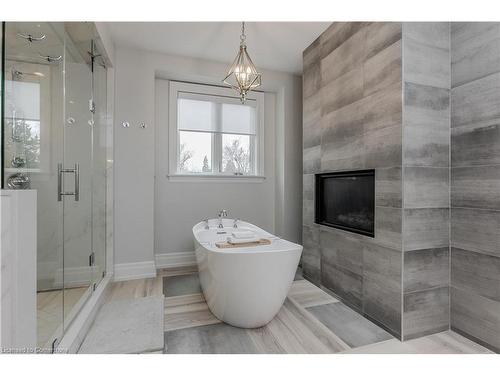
[106,267,493,354]
[37,286,89,348]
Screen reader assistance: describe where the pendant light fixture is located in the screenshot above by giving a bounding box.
[223,22,262,103]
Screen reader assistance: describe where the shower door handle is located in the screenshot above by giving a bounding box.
[58,163,80,202]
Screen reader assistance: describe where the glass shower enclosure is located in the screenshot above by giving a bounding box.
[1,22,108,351]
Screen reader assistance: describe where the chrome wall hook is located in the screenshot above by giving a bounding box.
[39,54,62,63]
[17,32,46,43]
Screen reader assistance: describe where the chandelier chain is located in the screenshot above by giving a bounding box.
[240,22,246,44]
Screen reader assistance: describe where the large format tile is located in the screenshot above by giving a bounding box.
[404,247,450,293]
[403,287,449,340]
[107,276,163,302]
[363,244,402,335]
[374,206,402,250]
[362,83,402,133]
[363,277,402,337]
[404,330,493,354]
[307,302,393,348]
[320,22,369,60]
[165,323,259,354]
[451,165,500,210]
[451,72,500,129]
[363,40,402,97]
[362,123,402,169]
[342,339,415,354]
[403,167,449,208]
[403,82,450,167]
[321,94,364,145]
[163,274,201,297]
[320,228,364,276]
[403,24,450,89]
[451,123,500,166]
[303,62,321,100]
[364,22,402,60]
[451,286,500,352]
[273,298,350,353]
[451,247,500,302]
[320,27,366,85]
[321,66,364,115]
[164,295,220,332]
[404,208,449,251]
[287,279,339,308]
[451,22,500,88]
[364,243,401,291]
[303,199,314,226]
[303,94,321,149]
[303,37,320,70]
[451,208,500,257]
[302,225,321,284]
[321,262,363,310]
[321,84,402,172]
[303,145,321,174]
[303,173,314,202]
[345,330,493,354]
[375,167,402,208]
[404,22,450,50]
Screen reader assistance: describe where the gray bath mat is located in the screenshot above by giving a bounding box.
[78,296,164,354]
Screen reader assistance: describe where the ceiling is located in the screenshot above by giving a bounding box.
[106,22,331,74]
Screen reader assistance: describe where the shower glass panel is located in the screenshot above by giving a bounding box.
[62,33,93,331]
[1,22,108,350]
[92,61,107,287]
[3,22,66,350]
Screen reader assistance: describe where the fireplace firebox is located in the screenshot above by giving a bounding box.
[315,170,375,237]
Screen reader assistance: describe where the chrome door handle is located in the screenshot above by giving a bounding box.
[58,163,80,201]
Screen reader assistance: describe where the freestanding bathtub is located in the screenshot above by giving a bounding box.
[193,218,302,328]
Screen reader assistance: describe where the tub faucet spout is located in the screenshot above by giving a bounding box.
[218,209,227,228]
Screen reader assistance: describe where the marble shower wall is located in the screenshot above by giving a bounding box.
[401,23,451,340]
[450,23,500,352]
[302,22,404,338]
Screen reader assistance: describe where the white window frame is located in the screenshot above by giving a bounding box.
[168,81,265,179]
[4,61,51,175]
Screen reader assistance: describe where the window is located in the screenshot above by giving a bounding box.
[4,61,50,174]
[169,81,264,177]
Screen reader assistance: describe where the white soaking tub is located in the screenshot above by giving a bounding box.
[193,218,302,328]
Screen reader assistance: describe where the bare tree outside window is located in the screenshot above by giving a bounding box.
[202,155,210,172]
[223,138,250,174]
[179,142,194,172]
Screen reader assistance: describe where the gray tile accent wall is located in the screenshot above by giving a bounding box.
[302,22,404,338]
[450,22,500,353]
[303,22,500,349]
[302,37,322,284]
[402,23,451,340]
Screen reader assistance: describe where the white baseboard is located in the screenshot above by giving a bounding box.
[53,266,100,289]
[113,261,156,281]
[155,251,196,269]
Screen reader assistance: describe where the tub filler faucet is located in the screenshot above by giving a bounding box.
[218,209,228,228]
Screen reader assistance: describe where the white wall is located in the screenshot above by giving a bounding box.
[155,80,276,255]
[113,46,302,270]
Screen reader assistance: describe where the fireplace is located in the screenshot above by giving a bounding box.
[315,170,375,237]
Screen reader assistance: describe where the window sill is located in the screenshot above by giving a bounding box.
[167,173,266,183]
